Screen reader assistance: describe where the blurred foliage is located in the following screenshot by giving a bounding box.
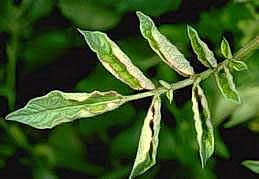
[0,0,259,178]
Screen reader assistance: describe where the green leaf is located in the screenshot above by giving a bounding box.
[214,86,259,126]
[79,30,155,90]
[221,87,259,128]
[221,38,233,59]
[215,130,230,159]
[58,0,121,30]
[28,0,54,22]
[192,82,214,168]
[187,25,217,68]
[129,96,161,178]
[33,168,58,179]
[137,11,194,77]
[224,101,256,128]
[242,160,259,174]
[22,30,71,71]
[6,90,127,129]
[9,126,30,149]
[49,125,104,174]
[214,65,241,103]
[228,60,248,71]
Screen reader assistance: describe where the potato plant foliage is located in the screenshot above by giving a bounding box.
[6,11,258,178]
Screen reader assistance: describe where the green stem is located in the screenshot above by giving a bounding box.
[125,90,160,101]
[126,35,259,101]
[6,35,18,109]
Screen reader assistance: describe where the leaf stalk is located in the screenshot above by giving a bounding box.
[126,35,259,102]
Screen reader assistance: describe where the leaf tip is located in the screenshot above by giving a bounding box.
[77,28,84,35]
[136,11,143,16]
[136,11,152,24]
[187,24,195,33]
[5,115,11,121]
[77,29,92,40]
[136,11,147,18]
[77,29,94,38]
[241,160,248,167]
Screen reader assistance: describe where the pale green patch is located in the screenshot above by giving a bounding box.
[221,37,233,59]
[6,90,126,129]
[129,96,161,178]
[137,11,194,77]
[242,160,259,174]
[214,65,241,103]
[78,29,155,90]
[187,25,217,68]
[192,81,214,168]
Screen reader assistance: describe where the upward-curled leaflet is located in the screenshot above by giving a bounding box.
[5,11,259,178]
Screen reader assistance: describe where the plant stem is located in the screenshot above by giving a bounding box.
[6,35,18,109]
[126,35,259,101]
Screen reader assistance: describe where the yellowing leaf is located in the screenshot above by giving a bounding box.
[214,65,241,103]
[192,82,214,168]
[6,90,127,129]
[79,30,155,90]
[129,96,161,178]
[187,25,217,68]
[137,11,194,77]
[221,37,233,59]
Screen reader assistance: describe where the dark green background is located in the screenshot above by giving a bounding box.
[0,0,259,178]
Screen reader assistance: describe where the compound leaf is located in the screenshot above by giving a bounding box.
[79,30,155,90]
[221,37,233,59]
[137,11,194,77]
[6,90,127,129]
[192,82,214,168]
[215,65,241,103]
[129,96,161,178]
[187,25,217,68]
[242,160,259,174]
